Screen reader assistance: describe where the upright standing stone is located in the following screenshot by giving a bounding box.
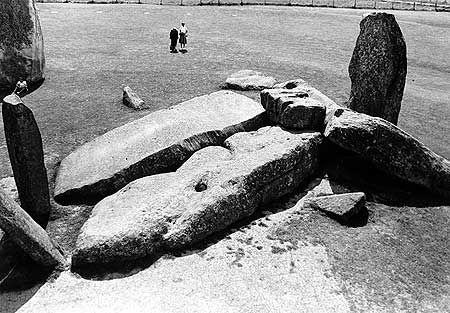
[2,93,50,227]
[348,13,407,125]
[0,0,45,93]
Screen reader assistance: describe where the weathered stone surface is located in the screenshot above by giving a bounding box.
[2,94,50,228]
[225,70,277,91]
[348,13,407,125]
[122,86,147,110]
[0,188,66,269]
[0,0,45,92]
[260,88,325,130]
[72,127,322,267]
[54,91,267,205]
[325,108,450,200]
[304,192,367,226]
[271,79,341,125]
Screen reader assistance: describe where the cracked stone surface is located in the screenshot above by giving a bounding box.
[72,126,322,267]
[54,91,266,205]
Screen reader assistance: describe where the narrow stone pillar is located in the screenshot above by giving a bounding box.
[2,93,50,227]
[348,13,407,125]
[0,188,65,268]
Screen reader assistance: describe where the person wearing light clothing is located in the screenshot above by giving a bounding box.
[179,22,188,50]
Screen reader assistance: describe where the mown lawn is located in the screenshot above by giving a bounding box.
[1,4,449,177]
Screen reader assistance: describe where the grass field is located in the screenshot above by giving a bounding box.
[0,4,449,178]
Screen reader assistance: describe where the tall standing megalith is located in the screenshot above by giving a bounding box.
[348,13,407,125]
[0,0,45,93]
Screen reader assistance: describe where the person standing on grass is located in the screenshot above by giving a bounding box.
[179,22,188,51]
[170,27,179,53]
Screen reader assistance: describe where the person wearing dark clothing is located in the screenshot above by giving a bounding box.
[170,27,179,53]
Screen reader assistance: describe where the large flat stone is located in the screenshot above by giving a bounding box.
[72,127,322,267]
[225,70,277,91]
[54,91,267,205]
[324,108,450,200]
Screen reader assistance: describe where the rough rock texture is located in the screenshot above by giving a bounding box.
[271,79,341,125]
[0,0,45,92]
[304,192,367,226]
[261,88,325,130]
[0,188,66,269]
[54,91,267,205]
[122,86,147,110]
[348,13,407,125]
[225,70,277,91]
[2,94,50,228]
[325,108,450,200]
[72,127,322,267]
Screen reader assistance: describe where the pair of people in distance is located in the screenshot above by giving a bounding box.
[170,23,188,54]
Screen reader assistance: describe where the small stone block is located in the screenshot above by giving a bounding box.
[305,192,368,227]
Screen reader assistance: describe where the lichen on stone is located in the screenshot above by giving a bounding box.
[0,0,33,50]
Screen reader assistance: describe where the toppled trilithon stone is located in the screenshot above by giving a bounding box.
[304,192,367,226]
[225,70,277,91]
[72,127,322,267]
[2,93,50,228]
[261,88,325,130]
[0,0,45,92]
[325,109,450,200]
[348,12,407,125]
[54,91,267,205]
[122,86,147,110]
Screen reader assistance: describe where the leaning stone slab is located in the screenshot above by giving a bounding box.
[72,127,322,267]
[348,13,407,125]
[122,86,147,110]
[325,109,450,200]
[271,79,341,125]
[225,70,277,91]
[304,192,367,226]
[2,94,51,228]
[54,91,267,205]
[0,0,45,92]
[260,88,325,130]
[0,188,65,269]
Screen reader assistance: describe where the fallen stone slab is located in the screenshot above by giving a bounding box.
[72,127,322,267]
[122,86,147,110]
[0,188,65,269]
[0,0,45,92]
[325,108,450,200]
[260,88,325,130]
[304,192,367,227]
[225,70,277,91]
[270,79,341,125]
[54,91,267,205]
[348,13,407,125]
